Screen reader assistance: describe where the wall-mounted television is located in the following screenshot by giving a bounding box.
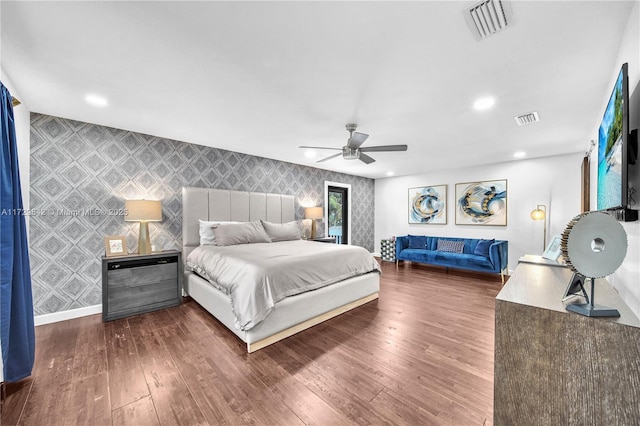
[596,62,637,221]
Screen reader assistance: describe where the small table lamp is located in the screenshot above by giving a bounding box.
[124,199,162,254]
[305,207,323,240]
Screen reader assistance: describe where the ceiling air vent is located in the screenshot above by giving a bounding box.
[463,0,513,41]
[514,112,540,126]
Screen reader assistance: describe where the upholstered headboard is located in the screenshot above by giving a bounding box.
[182,187,296,259]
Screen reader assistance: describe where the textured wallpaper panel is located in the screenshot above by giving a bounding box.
[29,113,375,315]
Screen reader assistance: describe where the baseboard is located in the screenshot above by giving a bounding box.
[373,252,381,258]
[34,304,102,326]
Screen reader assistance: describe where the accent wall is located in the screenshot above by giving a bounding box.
[29,113,375,316]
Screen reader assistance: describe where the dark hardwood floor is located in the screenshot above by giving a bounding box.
[1,261,502,425]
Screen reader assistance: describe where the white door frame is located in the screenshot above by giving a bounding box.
[324,181,351,245]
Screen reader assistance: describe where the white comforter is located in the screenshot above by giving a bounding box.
[186,240,380,331]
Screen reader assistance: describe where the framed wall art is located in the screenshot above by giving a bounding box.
[408,185,447,224]
[104,236,127,257]
[455,179,507,226]
[542,234,562,261]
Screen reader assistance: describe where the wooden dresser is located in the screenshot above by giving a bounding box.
[494,259,640,425]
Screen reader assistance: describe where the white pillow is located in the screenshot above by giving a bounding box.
[199,220,238,245]
[261,220,302,242]
[213,221,272,246]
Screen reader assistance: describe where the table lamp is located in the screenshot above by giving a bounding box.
[305,207,323,240]
[124,199,162,254]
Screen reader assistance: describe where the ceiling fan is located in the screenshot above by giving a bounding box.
[300,123,408,164]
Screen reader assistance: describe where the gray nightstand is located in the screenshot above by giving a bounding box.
[102,250,182,321]
[311,237,337,244]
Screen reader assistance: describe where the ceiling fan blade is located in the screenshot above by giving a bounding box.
[359,144,408,152]
[359,153,376,164]
[299,145,342,150]
[347,132,369,149]
[317,153,343,163]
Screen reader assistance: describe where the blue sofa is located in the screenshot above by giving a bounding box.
[395,235,508,282]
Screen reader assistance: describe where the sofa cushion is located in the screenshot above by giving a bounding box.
[448,253,494,269]
[429,251,493,269]
[474,239,494,258]
[437,239,464,253]
[408,235,427,249]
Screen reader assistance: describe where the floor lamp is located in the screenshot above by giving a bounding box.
[530,204,547,252]
[125,199,162,254]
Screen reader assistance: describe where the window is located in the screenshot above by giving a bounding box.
[324,181,351,244]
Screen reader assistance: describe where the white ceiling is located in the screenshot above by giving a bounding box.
[1,1,635,179]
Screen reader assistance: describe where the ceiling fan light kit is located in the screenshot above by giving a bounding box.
[342,147,360,161]
[299,123,408,165]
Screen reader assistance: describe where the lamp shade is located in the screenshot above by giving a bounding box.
[530,204,547,253]
[124,200,162,222]
[530,205,546,221]
[305,207,323,220]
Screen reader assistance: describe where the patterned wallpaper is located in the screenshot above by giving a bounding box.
[29,113,375,315]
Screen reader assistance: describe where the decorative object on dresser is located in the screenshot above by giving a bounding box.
[305,206,323,239]
[102,250,182,321]
[104,235,127,257]
[562,272,589,302]
[455,179,507,225]
[124,199,162,254]
[541,234,562,261]
[529,204,547,251]
[395,235,508,282]
[380,238,396,262]
[408,185,447,224]
[560,211,627,317]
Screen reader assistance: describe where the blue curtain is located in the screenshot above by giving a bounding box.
[0,82,35,383]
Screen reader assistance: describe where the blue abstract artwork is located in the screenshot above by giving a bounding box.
[408,185,447,224]
[455,180,507,225]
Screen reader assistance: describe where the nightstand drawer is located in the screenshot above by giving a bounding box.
[108,278,179,314]
[311,237,337,244]
[107,263,177,288]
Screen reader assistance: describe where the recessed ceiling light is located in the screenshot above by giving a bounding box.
[513,151,526,158]
[473,96,496,111]
[386,171,394,176]
[85,94,108,107]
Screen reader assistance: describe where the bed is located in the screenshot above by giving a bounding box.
[182,187,380,353]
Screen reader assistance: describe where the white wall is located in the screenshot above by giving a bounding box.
[0,67,31,215]
[375,152,583,273]
[595,2,640,317]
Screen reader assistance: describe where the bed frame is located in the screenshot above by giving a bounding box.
[182,187,380,353]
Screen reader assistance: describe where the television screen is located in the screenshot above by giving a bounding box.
[597,63,628,211]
